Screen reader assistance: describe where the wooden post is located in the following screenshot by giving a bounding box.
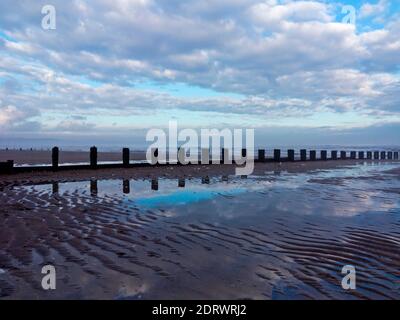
[374,151,379,159]
[288,149,295,161]
[381,151,386,160]
[300,149,307,161]
[178,147,186,164]
[358,151,364,160]
[367,151,372,159]
[331,150,338,160]
[201,148,209,165]
[178,178,185,188]
[221,148,231,164]
[394,152,399,160]
[274,149,281,162]
[0,160,14,174]
[123,180,130,194]
[340,151,346,160]
[310,150,316,161]
[258,149,265,162]
[321,150,327,161]
[90,146,97,168]
[388,151,393,160]
[150,148,159,164]
[52,147,59,170]
[350,151,356,159]
[7,160,13,173]
[122,148,130,167]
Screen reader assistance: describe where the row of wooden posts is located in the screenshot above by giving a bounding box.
[51,146,399,168]
[0,147,398,174]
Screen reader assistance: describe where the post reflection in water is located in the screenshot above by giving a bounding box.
[90,180,98,197]
[52,182,59,194]
[123,179,130,194]
[178,178,185,188]
[151,178,158,191]
[202,176,210,184]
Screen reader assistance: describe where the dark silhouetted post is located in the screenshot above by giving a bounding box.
[123,180,130,194]
[394,152,399,160]
[123,148,130,167]
[288,149,295,161]
[358,151,364,160]
[381,151,386,160]
[178,178,185,188]
[321,150,327,161]
[178,147,186,164]
[310,150,316,161]
[350,151,356,159]
[221,148,231,164]
[274,149,281,162]
[331,150,338,160]
[7,160,13,172]
[388,151,393,160]
[52,147,59,171]
[0,160,14,174]
[90,146,97,168]
[258,149,265,162]
[242,148,247,158]
[374,151,379,159]
[150,148,159,165]
[201,148,210,165]
[341,151,346,160]
[300,149,307,161]
[367,151,372,159]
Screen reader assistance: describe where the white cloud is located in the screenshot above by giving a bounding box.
[359,0,388,19]
[0,0,399,139]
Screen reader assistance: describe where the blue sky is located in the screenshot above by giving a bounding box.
[0,0,399,147]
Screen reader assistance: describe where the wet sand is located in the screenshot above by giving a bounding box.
[0,160,400,299]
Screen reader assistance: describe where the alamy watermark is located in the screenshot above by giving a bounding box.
[341,265,356,290]
[41,264,56,290]
[146,121,255,175]
[41,5,56,30]
[342,5,356,26]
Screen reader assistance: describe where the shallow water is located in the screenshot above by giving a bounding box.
[0,162,400,299]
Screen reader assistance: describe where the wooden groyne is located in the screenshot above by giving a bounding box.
[0,147,399,174]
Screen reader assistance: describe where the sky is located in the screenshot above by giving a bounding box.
[0,0,399,148]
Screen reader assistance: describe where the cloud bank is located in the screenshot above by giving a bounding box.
[0,0,399,145]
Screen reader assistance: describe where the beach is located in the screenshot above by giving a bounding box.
[1,160,400,299]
